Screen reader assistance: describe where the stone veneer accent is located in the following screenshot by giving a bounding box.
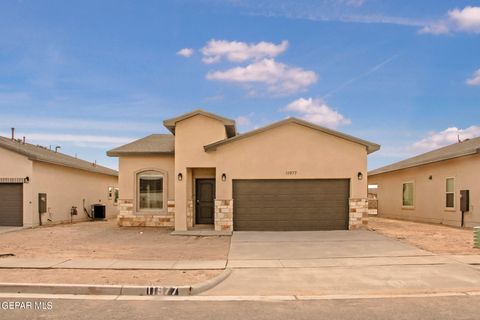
[349,198,368,229]
[214,199,233,231]
[117,199,175,227]
[187,200,194,228]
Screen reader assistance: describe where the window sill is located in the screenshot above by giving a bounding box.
[401,206,415,210]
[444,208,456,212]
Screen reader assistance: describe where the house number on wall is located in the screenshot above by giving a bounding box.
[285,170,297,175]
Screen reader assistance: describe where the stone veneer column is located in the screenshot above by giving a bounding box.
[116,199,175,227]
[117,199,134,226]
[349,198,368,229]
[214,199,233,231]
[186,200,194,228]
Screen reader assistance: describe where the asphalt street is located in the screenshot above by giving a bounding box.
[1,295,480,320]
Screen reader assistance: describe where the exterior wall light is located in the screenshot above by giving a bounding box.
[24,176,30,183]
[177,173,183,181]
[428,175,433,180]
[357,172,363,180]
[221,173,227,182]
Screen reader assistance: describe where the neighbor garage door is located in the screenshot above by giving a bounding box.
[233,179,349,231]
[0,184,23,227]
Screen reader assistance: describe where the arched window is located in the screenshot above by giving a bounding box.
[137,171,164,211]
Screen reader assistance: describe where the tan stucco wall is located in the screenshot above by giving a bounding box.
[32,161,118,225]
[174,114,227,230]
[116,114,370,231]
[0,147,34,226]
[171,115,367,230]
[118,155,175,213]
[0,146,118,227]
[368,154,480,227]
[213,122,368,200]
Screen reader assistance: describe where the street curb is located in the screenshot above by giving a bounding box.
[191,268,232,295]
[0,269,232,297]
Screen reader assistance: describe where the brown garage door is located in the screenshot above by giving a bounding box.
[233,179,349,231]
[0,184,23,227]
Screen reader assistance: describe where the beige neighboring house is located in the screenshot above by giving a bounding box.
[368,137,480,228]
[107,109,380,232]
[0,135,118,227]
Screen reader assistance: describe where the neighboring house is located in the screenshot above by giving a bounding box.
[0,135,119,227]
[368,138,480,228]
[107,109,379,232]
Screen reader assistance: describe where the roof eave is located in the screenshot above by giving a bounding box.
[107,151,175,157]
[204,117,380,153]
[368,150,480,176]
[163,109,236,136]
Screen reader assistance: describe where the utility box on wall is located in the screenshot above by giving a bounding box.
[460,190,469,212]
[38,193,47,214]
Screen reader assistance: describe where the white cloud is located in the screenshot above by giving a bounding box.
[449,6,480,32]
[206,58,317,95]
[224,1,425,27]
[236,115,252,126]
[418,22,450,35]
[282,97,351,128]
[411,126,480,152]
[466,69,480,86]
[201,40,288,64]
[177,48,194,57]
[420,6,480,34]
[339,0,365,7]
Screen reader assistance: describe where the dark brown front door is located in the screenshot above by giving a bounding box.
[195,179,215,224]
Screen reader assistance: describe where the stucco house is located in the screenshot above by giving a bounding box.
[107,109,379,232]
[368,137,480,227]
[107,110,379,232]
[0,135,118,227]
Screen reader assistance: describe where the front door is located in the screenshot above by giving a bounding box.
[195,179,215,224]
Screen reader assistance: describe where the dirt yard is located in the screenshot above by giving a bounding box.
[369,217,480,255]
[0,268,222,286]
[0,219,231,260]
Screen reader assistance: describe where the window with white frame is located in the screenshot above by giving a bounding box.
[446,178,455,208]
[402,182,414,207]
[137,171,164,210]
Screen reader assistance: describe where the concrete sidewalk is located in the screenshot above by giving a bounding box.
[203,262,480,296]
[0,257,226,270]
[203,231,480,297]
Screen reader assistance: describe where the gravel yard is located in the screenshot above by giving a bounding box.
[0,219,230,261]
[369,216,480,255]
[0,268,222,286]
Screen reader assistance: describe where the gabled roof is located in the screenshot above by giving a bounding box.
[204,117,380,154]
[107,134,174,157]
[163,109,236,138]
[369,137,480,176]
[0,136,118,176]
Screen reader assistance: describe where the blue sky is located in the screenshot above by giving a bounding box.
[1,0,479,170]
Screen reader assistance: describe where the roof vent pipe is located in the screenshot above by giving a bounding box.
[22,136,26,144]
[11,128,15,141]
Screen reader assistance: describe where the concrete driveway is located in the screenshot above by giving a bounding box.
[228,230,429,263]
[203,230,480,296]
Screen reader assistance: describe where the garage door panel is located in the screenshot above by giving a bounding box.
[233,179,349,231]
[235,200,348,209]
[232,193,345,202]
[234,219,347,231]
[235,206,347,216]
[0,184,23,227]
